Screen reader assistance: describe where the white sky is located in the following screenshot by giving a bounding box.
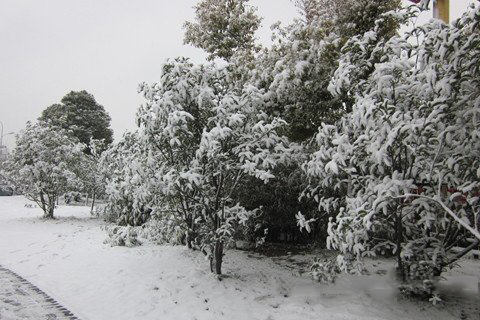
[0,0,477,150]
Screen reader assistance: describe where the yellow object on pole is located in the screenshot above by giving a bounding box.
[433,0,450,23]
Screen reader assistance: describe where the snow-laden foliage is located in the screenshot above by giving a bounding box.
[100,132,153,226]
[304,4,480,280]
[1,122,85,218]
[251,20,343,141]
[79,139,108,214]
[136,58,298,274]
[104,225,142,248]
[183,0,261,61]
[233,0,401,244]
[250,0,401,141]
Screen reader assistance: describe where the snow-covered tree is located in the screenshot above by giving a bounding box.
[80,139,108,213]
[137,58,297,274]
[100,131,153,226]
[304,3,480,281]
[2,122,85,219]
[183,0,261,61]
[250,0,401,142]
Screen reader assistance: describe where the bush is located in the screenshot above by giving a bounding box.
[139,215,186,245]
[104,226,142,247]
[310,257,340,284]
[398,280,442,305]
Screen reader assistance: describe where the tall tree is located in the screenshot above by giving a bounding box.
[251,0,401,142]
[183,0,262,61]
[39,90,114,151]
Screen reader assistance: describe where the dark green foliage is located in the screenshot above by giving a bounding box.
[39,90,114,152]
[233,165,322,244]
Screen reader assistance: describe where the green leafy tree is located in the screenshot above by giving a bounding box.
[232,0,402,244]
[39,91,114,152]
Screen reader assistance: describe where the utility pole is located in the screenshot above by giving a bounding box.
[434,0,449,23]
[0,121,3,148]
[0,121,14,161]
[0,121,5,162]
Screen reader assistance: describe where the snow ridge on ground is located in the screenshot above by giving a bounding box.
[0,196,478,320]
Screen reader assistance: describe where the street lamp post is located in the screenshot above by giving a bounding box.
[0,121,14,161]
[0,121,14,147]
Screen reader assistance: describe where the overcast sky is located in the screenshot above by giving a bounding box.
[0,0,476,150]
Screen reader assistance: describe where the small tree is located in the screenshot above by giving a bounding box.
[2,122,85,219]
[80,139,108,213]
[137,58,297,274]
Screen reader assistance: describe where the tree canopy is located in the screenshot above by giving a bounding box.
[183,0,262,61]
[39,90,114,151]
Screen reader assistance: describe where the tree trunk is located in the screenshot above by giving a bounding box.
[395,210,405,282]
[90,192,96,214]
[210,240,224,275]
[43,204,55,219]
[186,216,196,249]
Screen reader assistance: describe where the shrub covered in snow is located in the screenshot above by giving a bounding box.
[310,257,340,284]
[104,225,142,247]
[79,139,108,214]
[139,214,186,245]
[100,132,153,226]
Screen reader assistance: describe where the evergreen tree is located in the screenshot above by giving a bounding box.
[39,90,114,152]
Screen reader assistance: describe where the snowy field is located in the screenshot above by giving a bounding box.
[0,196,478,320]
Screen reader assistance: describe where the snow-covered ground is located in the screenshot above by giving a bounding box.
[0,196,478,320]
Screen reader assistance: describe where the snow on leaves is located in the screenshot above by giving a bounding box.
[305,4,480,277]
[135,57,298,274]
[2,123,85,218]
